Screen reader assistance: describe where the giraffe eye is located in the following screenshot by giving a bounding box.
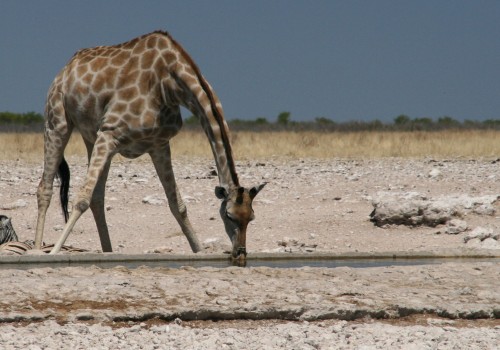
[225,211,237,221]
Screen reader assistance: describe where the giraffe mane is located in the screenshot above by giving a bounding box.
[165,31,240,187]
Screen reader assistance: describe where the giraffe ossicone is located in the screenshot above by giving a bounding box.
[34,31,265,261]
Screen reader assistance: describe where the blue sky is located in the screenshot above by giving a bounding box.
[1,1,499,122]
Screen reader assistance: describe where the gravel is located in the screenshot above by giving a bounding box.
[0,157,499,349]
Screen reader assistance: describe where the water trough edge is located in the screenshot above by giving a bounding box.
[0,249,498,268]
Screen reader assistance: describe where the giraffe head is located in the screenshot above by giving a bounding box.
[215,183,266,262]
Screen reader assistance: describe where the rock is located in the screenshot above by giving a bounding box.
[277,237,298,247]
[445,219,468,234]
[141,195,165,206]
[427,318,456,326]
[473,204,496,216]
[202,237,231,253]
[182,195,198,203]
[463,227,493,243]
[75,312,94,321]
[481,238,500,249]
[370,192,498,228]
[464,238,483,248]
[275,237,317,253]
[203,238,219,245]
[0,199,28,210]
[370,199,451,227]
[463,227,499,249]
[428,168,442,179]
[331,320,348,333]
[150,246,173,254]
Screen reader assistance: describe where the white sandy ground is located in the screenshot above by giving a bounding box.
[0,157,499,349]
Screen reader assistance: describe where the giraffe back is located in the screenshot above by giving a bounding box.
[48,31,202,155]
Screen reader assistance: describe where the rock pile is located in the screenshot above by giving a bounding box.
[370,192,500,249]
[370,192,497,227]
[463,227,500,249]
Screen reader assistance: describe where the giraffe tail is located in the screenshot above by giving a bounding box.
[58,157,70,223]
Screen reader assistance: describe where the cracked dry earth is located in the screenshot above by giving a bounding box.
[0,157,499,349]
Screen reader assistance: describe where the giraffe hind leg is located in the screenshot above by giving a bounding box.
[35,93,73,249]
[150,144,201,253]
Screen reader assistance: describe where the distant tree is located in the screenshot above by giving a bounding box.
[277,111,291,126]
[315,117,335,125]
[412,117,433,124]
[367,119,384,130]
[255,117,268,124]
[482,119,500,129]
[23,112,44,124]
[437,116,460,128]
[463,119,480,129]
[413,117,433,124]
[394,114,410,126]
[0,112,16,124]
[0,111,43,125]
[412,117,434,130]
[184,115,198,125]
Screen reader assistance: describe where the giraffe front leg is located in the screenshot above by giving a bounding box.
[89,161,113,252]
[49,202,85,254]
[84,139,113,252]
[150,145,201,253]
[50,132,116,254]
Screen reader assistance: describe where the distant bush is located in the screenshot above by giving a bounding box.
[394,114,411,126]
[222,112,500,132]
[0,111,44,132]
[2,110,500,133]
[0,111,43,124]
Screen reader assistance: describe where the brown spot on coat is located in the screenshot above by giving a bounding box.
[118,86,138,100]
[111,51,130,66]
[141,50,156,70]
[129,98,145,116]
[90,57,107,72]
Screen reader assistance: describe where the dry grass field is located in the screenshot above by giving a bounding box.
[2,129,499,347]
[0,129,499,161]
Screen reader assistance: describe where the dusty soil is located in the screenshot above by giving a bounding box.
[0,157,499,349]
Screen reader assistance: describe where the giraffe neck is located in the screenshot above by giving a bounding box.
[168,35,240,190]
[198,98,240,191]
[195,93,240,190]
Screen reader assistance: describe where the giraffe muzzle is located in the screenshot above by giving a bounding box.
[232,246,247,260]
[237,246,247,257]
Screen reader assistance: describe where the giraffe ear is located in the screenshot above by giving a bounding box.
[249,183,267,199]
[215,186,228,199]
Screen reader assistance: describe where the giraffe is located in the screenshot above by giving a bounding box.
[35,31,265,261]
